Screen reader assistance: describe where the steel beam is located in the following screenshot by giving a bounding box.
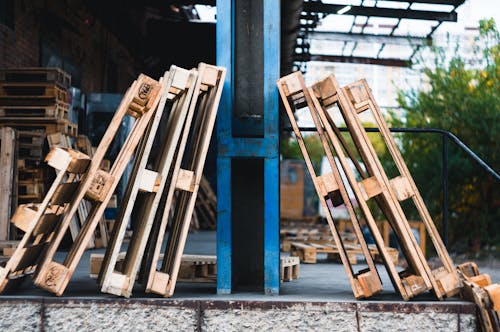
[303,2,458,22]
[216,0,280,295]
[382,0,464,5]
[295,54,411,67]
[309,31,431,47]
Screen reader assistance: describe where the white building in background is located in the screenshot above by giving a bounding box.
[300,0,496,124]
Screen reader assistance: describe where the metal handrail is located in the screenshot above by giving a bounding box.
[282,126,500,247]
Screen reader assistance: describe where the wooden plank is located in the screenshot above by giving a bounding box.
[0,127,16,240]
[277,71,382,299]
[32,74,163,296]
[145,63,226,298]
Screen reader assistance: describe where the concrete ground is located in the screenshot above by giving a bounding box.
[1,230,497,301]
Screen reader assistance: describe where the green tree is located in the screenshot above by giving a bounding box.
[393,18,499,254]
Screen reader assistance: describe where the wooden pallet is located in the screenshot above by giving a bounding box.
[299,74,430,301]
[90,253,217,283]
[280,256,300,282]
[98,66,198,297]
[290,242,398,266]
[0,147,90,292]
[0,127,17,240]
[178,255,217,283]
[313,75,461,300]
[0,101,69,120]
[31,74,162,296]
[277,72,382,299]
[458,262,500,332]
[0,67,71,89]
[0,118,77,137]
[0,82,67,101]
[144,63,226,298]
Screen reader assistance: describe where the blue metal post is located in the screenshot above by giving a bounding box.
[263,0,280,295]
[216,0,280,294]
[216,0,234,295]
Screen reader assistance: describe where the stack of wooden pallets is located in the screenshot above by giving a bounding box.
[277,71,500,331]
[0,68,76,206]
[0,68,109,248]
[0,62,225,299]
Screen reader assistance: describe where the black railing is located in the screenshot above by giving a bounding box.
[283,126,500,248]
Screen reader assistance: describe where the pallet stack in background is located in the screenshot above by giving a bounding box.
[0,67,109,248]
[0,68,76,207]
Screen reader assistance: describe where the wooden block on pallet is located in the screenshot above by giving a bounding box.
[280,256,300,282]
[0,241,20,258]
[290,242,319,263]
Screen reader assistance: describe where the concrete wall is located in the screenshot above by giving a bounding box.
[0,298,477,331]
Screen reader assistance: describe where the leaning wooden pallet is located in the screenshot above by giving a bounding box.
[144,63,225,297]
[338,78,461,299]
[277,72,382,299]
[0,147,90,292]
[98,66,198,297]
[31,74,163,296]
[0,127,17,241]
[458,262,500,332]
[313,75,460,300]
[294,73,431,301]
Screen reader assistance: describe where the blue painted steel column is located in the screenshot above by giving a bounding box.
[263,0,280,295]
[216,0,280,295]
[216,0,233,295]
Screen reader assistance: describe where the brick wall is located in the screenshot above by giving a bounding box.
[0,1,39,68]
[0,0,136,94]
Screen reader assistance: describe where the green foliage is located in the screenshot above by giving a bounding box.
[393,18,500,254]
[281,134,324,173]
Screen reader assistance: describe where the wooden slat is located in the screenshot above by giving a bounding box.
[0,127,17,240]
